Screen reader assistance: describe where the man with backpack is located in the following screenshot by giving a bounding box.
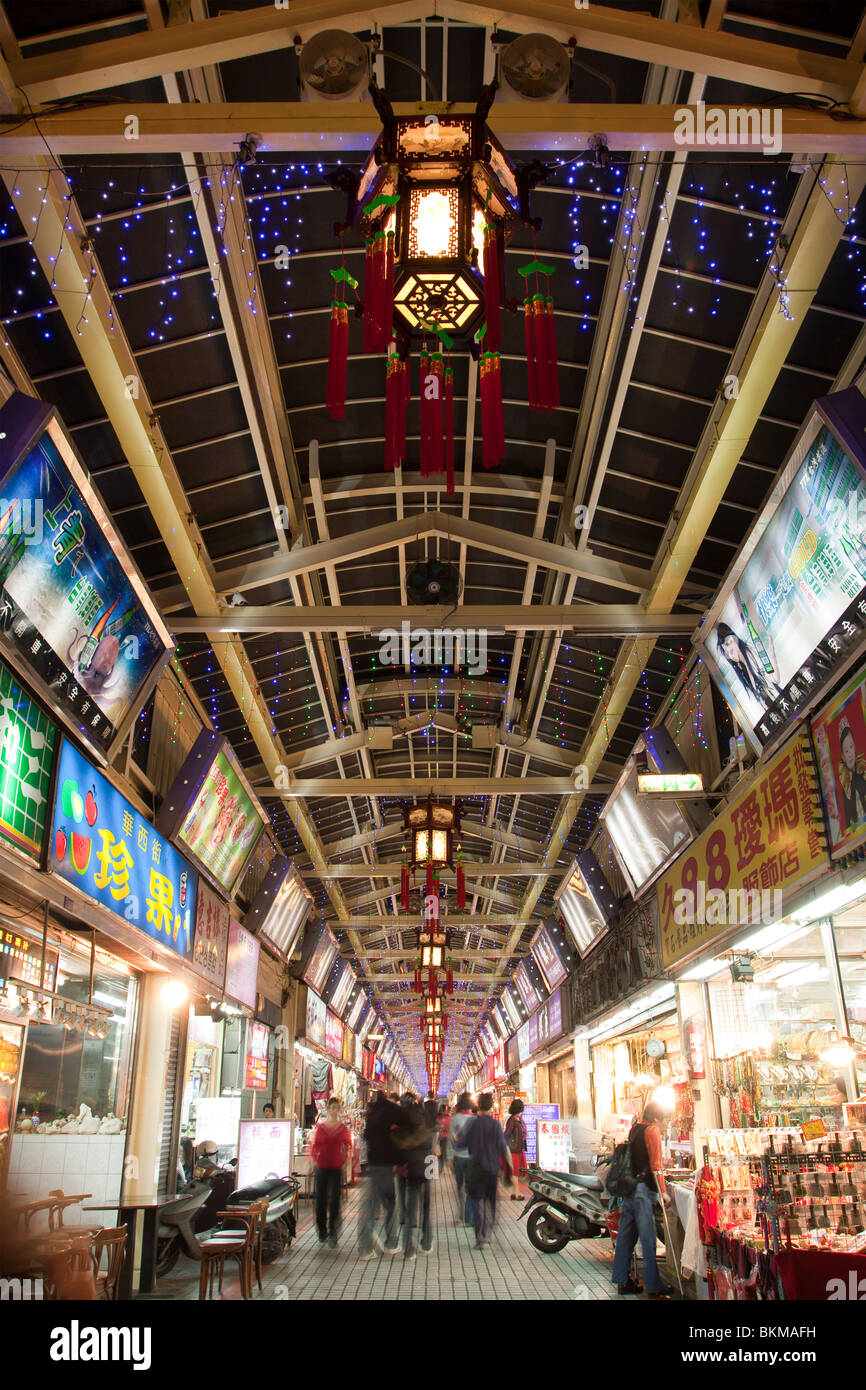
[608,1101,675,1298]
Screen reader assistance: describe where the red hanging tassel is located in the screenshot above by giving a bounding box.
[480,351,504,470]
[414,968,421,994]
[401,859,410,908]
[428,968,436,995]
[524,295,538,410]
[400,350,409,460]
[426,860,434,896]
[326,299,348,421]
[543,289,559,409]
[444,363,455,497]
[383,229,395,343]
[419,349,431,477]
[362,235,376,354]
[482,221,502,352]
[456,860,466,910]
[385,350,403,472]
[446,965,454,994]
[428,352,444,476]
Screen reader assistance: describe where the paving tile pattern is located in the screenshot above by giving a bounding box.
[153,1167,631,1302]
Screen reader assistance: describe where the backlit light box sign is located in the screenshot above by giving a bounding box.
[323,957,355,1019]
[600,758,693,899]
[554,852,617,959]
[157,731,268,898]
[301,926,339,996]
[813,664,866,859]
[513,959,543,1013]
[529,919,570,992]
[237,1119,292,1188]
[502,985,523,1031]
[244,1020,269,1090]
[698,388,866,754]
[224,920,260,1010]
[0,392,173,762]
[0,657,56,862]
[245,858,312,962]
[637,772,704,797]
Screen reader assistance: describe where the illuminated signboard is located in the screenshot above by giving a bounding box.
[636,772,704,797]
[0,392,173,762]
[513,959,542,1013]
[245,858,312,962]
[305,989,326,1047]
[157,731,267,898]
[237,1119,293,1187]
[191,880,229,990]
[698,388,866,753]
[224,920,260,1010]
[554,852,617,959]
[325,1010,343,1058]
[0,658,56,861]
[529,921,570,992]
[813,664,866,859]
[502,985,523,1031]
[601,760,693,899]
[49,738,197,961]
[0,927,58,990]
[303,928,338,996]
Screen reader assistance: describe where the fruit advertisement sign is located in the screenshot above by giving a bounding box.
[48,738,197,960]
[0,393,173,762]
[0,657,56,860]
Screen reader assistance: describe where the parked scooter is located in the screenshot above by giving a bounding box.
[214,1175,299,1264]
[156,1146,237,1278]
[156,1149,300,1278]
[520,1166,609,1253]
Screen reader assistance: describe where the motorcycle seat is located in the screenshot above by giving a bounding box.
[231,1176,294,1202]
[542,1170,604,1192]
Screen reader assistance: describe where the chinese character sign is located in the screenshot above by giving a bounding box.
[191,880,229,989]
[522,1103,560,1165]
[656,733,827,969]
[245,1021,269,1091]
[224,920,259,1009]
[537,1119,570,1173]
[49,738,196,959]
[0,394,171,759]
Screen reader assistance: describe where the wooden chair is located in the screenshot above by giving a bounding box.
[90,1226,127,1300]
[43,1234,99,1301]
[48,1191,100,1237]
[197,1202,263,1301]
[224,1197,270,1294]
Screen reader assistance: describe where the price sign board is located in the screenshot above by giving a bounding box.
[237,1119,293,1188]
[522,1102,560,1164]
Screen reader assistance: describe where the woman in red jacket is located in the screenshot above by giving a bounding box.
[311,1096,352,1248]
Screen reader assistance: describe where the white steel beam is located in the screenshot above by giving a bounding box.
[167,604,695,635]
[8,3,858,103]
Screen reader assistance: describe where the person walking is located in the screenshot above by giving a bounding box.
[437,1104,451,1171]
[310,1096,351,1249]
[504,1098,528,1201]
[610,1100,675,1298]
[358,1089,414,1260]
[450,1093,475,1225]
[465,1092,513,1249]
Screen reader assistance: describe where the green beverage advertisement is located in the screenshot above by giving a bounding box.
[0,659,56,859]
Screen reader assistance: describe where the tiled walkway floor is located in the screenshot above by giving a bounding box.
[153,1167,629,1302]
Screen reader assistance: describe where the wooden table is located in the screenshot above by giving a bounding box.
[84,1195,170,1300]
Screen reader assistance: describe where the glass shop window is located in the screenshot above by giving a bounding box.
[13,935,138,1132]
